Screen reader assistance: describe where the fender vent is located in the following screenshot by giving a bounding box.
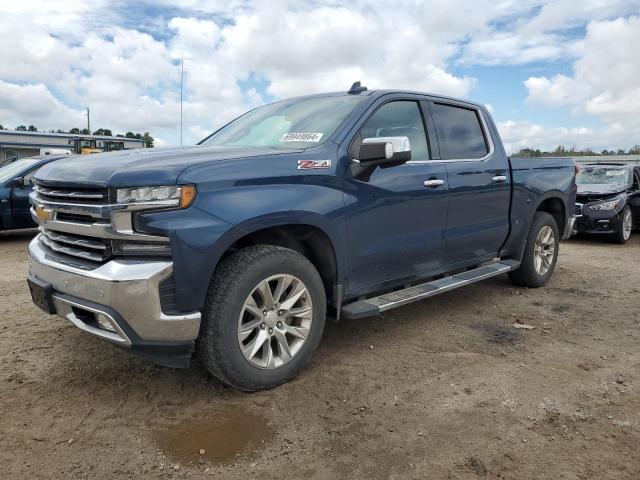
[159,275,179,315]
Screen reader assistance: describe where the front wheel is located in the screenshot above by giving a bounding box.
[509,211,560,288]
[612,205,632,244]
[199,245,326,391]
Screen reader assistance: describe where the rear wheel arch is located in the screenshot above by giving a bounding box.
[535,196,566,237]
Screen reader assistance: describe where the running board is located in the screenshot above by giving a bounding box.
[341,260,520,319]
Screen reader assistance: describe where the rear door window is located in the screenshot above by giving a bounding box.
[430,103,488,160]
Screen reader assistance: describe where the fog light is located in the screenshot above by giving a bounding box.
[96,314,116,332]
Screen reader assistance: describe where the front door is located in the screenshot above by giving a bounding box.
[428,101,511,265]
[10,172,36,228]
[344,99,449,292]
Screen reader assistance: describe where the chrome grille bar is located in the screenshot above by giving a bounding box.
[34,185,106,201]
[39,234,106,263]
[40,228,108,251]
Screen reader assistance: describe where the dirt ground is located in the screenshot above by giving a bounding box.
[1,229,638,480]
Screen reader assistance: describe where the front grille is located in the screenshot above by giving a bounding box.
[56,212,108,225]
[31,181,170,269]
[40,229,110,264]
[33,185,108,204]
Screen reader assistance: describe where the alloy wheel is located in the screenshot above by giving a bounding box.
[534,225,555,276]
[623,208,632,240]
[237,274,313,369]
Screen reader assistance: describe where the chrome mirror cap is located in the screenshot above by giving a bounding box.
[363,136,411,159]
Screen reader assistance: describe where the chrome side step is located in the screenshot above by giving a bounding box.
[341,260,520,319]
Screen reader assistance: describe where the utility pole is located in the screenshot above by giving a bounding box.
[180,59,184,147]
[86,107,90,134]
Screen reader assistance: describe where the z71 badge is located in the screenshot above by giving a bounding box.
[297,159,331,170]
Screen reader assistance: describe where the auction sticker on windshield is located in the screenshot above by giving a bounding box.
[281,132,324,143]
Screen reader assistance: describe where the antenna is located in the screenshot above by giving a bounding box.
[348,81,367,94]
[180,58,184,147]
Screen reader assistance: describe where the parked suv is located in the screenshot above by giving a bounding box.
[27,84,576,390]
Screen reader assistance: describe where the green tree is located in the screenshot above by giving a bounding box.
[142,132,154,148]
[69,127,81,134]
[629,145,640,155]
[15,125,27,131]
[27,125,38,132]
[92,128,113,136]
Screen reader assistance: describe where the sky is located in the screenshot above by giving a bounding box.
[0,0,639,154]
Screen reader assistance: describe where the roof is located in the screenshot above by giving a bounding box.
[0,129,145,143]
[272,87,487,110]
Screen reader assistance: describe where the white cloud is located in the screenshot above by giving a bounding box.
[523,16,640,150]
[498,120,640,155]
[0,81,84,129]
[0,1,639,149]
[524,75,591,107]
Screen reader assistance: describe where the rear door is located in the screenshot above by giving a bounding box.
[427,101,511,265]
[344,97,449,292]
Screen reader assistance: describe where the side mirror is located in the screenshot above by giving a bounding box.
[11,176,31,187]
[356,136,411,167]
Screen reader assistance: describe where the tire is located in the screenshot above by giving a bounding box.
[612,205,632,244]
[509,211,560,288]
[199,245,326,391]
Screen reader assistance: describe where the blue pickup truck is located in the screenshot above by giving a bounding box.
[27,84,576,390]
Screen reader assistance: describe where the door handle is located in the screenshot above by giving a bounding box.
[492,175,507,183]
[423,179,445,188]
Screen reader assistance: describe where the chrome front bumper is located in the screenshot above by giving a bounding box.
[27,237,201,346]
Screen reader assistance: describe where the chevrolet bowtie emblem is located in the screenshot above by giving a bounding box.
[35,205,52,221]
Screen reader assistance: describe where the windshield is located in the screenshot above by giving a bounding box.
[200,96,366,149]
[0,157,41,184]
[576,166,631,187]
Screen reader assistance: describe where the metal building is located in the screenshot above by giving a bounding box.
[0,130,146,166]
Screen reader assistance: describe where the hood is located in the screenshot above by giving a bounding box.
[576,183,627,196]
[33,145,301,188]
[576,183,626,204]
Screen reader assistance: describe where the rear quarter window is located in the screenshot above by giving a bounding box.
[431,103,488,160]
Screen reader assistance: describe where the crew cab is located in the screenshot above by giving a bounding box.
[0,156,67,231]
[574,163,640,243]
[27,84,577,391]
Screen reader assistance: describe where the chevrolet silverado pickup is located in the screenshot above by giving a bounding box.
[27,83,577,391]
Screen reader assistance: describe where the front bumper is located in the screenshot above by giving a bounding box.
[27,237,201,367]
[575,210,621,234]
[564,215,576,240]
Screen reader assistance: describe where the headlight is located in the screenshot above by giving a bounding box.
[590,199,620,211]
[116,185,196,208]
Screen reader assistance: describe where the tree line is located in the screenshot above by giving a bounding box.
[513,145,640,157]
[0,124,154,148]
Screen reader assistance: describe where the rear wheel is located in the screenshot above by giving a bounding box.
[509,211,559,288]
[200,245,326,391]
[612,205,632,244]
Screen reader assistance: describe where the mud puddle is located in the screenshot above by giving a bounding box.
[154,406,274,465]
